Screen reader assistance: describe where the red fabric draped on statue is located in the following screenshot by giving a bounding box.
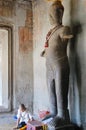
[44,30,52,48]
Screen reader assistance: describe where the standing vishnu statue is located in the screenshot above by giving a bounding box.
[41,0,73,128]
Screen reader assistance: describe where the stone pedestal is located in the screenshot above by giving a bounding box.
[48,124,82,130]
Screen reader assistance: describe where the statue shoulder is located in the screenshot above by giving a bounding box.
[60,26,73,39]
[61,26,71,33]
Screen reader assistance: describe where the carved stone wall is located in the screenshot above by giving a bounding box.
[0,0,16,17]
[0,0,33,113]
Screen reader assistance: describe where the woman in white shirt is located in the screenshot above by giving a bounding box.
[14,104,33,129]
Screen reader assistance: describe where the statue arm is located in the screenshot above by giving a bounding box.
[40,49,46,57]
[60,26,73,39]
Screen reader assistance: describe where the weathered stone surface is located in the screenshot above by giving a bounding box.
[0,0,15,17]
[0,0,33,113]
[19,26,33,53]
[25,9,33,27]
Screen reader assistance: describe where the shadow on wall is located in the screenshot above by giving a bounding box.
[68,22,83,127]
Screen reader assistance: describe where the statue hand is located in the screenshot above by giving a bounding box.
[62,34,73,39]
[40,50,46,57]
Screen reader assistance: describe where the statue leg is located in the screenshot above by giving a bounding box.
[48,79,57,116]
[55,66,70,120]
[42,79,57,121]
[42,64,57,121]
[47,63,70,127]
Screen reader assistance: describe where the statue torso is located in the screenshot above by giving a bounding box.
[46,26,68,67]
[45,26,69,62]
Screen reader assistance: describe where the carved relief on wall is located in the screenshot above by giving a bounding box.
[19,27,33,53]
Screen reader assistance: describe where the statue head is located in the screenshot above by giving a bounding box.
[49,0,64,26]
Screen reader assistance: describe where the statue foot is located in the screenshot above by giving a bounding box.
[47,116,70,128]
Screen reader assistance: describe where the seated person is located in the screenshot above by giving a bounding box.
[13,104,33,129]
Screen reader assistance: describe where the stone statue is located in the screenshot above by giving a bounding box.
[41,0,73,128]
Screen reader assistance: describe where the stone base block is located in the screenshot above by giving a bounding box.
[48,124,82,130]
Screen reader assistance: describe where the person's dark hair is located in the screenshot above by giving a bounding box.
[20,104,26,110]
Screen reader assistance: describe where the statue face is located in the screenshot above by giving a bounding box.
[49,1,64,26]
[49,13,56,25]
[49,7,57,25]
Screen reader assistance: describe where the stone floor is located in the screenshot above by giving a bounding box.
[0,113,82,130]
[0,113,16,130]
